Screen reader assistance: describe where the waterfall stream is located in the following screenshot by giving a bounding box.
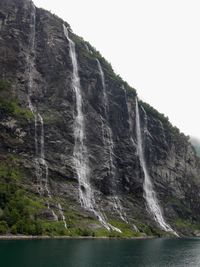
[96,59,128,224]
[135,98,178,236]
[63,25,121,233]
[58,204,67,229]
[27,3,67,226]
[63,24,92,209]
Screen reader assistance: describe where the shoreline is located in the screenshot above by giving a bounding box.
[0,235,155,240]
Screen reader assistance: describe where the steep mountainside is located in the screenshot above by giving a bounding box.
[190,137,200,158]
[0,0,200,237]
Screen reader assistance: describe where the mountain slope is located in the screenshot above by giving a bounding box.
[0,0,200,237]
[190,137,200,158]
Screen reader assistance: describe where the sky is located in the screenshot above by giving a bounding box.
[33,0,200,138]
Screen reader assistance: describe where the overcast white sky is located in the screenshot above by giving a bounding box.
[34,0,200,138]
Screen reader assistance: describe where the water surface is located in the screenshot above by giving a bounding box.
[0,238,200,267]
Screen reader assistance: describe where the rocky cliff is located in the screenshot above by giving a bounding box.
[0,0,200,237]
[190,137,200,158]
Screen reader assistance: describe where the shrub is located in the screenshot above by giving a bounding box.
[0,79,33,120]
[0,80,11,91]
[11,225,17,235]
[0,221,8,234]
[0,99,33,120]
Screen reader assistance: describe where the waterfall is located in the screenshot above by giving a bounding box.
[27,3,68,224]
[58,204,67,229]
[96,59,128,224]
[122,85,137,148]
[159,120,167,143]
[140,106,153,140]
[63,24,92,209]
[38,114,56,213]
[27,3,42,195]
[135,98,178,236]
[63,25,121,233]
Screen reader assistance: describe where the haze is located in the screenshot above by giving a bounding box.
[33,0,200,138]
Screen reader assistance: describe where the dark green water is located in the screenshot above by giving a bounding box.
[0,238,200,267]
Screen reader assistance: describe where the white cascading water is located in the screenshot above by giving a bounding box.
[96,59,128,223]
[135,98,178,236]
[27,4,68,224]
[140,106,153,140]
[58,203,67,229]
[63,24,92,209]
[63,25,121,233]
[122,84,137,150]
[118,88,139,232]
[38,114,59,221]
[159,120,167,142]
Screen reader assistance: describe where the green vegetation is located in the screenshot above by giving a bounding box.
[174,218,200,234]
[134,221,155,236]
[0,79,33,121]
[61,219,142,238]
[0,154,78,237]
[0,154,178,238]
[69,227,95,237]
[0,80,11,92]
[0,155,111,237]
[0,155,43,235]
[107,220,142,238]
[40,221,68,236]
[0,155,100,236]
[0,221,9,234]
[0,156,192,238]
[0,99,33,120]
[175,218,194,229]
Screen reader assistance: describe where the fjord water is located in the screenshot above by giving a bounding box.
[1,238,200,267]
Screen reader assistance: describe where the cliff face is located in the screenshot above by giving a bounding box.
[190,137,200,158]
[0,0,200,237]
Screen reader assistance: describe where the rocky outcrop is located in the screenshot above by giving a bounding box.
[0,0,200,237]
[190,137,200,158]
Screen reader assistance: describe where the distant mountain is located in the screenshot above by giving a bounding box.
[190,137,200,157]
